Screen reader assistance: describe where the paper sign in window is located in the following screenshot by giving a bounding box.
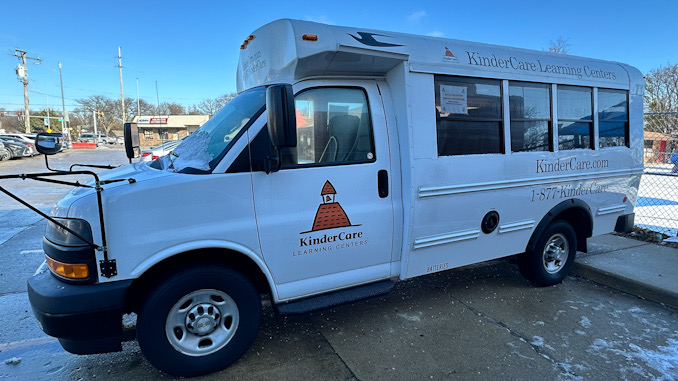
[440,85,468,114]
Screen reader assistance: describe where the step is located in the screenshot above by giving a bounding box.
[276,280,395,315]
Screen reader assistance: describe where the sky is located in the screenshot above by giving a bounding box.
[1,0,677,115]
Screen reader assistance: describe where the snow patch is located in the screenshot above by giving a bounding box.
[122,313,137,329]
[588,337,678,380]
[580,316,592,329]
[4,357,21,365]
[531,336,544,347]
[397,312,422,322]
[171,130,213,172]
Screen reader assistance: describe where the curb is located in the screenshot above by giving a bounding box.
[572,261,678,310]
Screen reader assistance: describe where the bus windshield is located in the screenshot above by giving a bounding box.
[157,87,266,173]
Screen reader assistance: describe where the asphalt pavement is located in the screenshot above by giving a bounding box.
[573,234,678,310]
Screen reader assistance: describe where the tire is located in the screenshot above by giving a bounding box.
[519,220,576,286]
[0,152,9,161]
[136,266,261,377]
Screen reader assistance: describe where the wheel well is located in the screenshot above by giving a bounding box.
[554,208,592,253]
[124,248,271,313]
[527,199,592,254]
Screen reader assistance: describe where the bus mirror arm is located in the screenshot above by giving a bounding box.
[0,169,119,278]
[263,149,281,174]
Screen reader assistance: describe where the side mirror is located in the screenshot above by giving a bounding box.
[35,133,63,155]
[266,84,297,149]
[124,122,140,161]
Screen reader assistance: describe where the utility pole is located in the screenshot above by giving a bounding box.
[46,94,51,132]
[155,80,160,116]
[136,78,140,117]
[58,62,71,142]
[93,110,99,145]
[13,49,42,133]
[118,46,126,123]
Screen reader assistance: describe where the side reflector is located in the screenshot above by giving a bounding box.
[302,34,318,41]
[46,256,89,279]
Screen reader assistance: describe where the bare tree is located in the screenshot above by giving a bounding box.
[645,63,678,136]
[75,95,121,137]
[193,93,237,115]
[195,98,222,115]
[158,102,186,115]
[546,37,571,55]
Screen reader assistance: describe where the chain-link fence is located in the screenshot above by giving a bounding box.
[637,112,678,237]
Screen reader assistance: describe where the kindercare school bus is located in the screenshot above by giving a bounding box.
[24,19,643,377]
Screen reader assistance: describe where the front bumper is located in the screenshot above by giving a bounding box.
[27,271,132,354]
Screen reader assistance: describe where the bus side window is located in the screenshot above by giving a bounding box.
[509,82,552,152]
[598,89,629,148]
[557,86,593,150]
[435,76,504,156]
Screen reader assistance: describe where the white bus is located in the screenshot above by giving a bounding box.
[26,19,643,377]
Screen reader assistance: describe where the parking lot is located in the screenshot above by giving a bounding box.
[1,148,677,380]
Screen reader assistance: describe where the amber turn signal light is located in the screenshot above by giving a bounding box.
[45,256,89,279]
[302,34,318,41]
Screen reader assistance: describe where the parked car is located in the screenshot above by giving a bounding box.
[0,138,30,159]
[0,135,37,156]
[1,133,37,143]
[140,138,184,162]
[0,141,10,161]
[78,133,109,144]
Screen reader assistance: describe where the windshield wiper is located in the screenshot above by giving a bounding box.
[168,151,179,170]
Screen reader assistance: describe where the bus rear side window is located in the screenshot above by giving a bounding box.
[598,89,629,148]
[558,86,593,150]
[435,76,503,156]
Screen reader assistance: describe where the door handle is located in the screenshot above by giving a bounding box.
[378,170,389,198]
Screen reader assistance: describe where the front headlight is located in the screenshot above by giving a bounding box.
[44,218,94,247]
[43,218,96,283]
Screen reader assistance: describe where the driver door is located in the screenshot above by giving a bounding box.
[250,81,394,301]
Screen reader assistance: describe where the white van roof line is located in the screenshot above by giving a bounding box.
[236,19,640,92]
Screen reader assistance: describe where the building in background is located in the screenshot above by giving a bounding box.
[132,115,210,147]
[644,131,677,164]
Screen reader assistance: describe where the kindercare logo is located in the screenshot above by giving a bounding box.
[465,51,617,81]
[294,181,368,257]
[443,47,459,63]
[536,157,610,173]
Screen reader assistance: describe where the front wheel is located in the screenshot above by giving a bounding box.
[136,266,261,377]
[519,220,577,286]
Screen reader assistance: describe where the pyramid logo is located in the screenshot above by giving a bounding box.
[304,181,360,233]
[443,47,458,63]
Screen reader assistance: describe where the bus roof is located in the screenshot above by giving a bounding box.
[236,19,641,92]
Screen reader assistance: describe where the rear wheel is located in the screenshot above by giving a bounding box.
[136,266,261,377]
[519,220,576,286]
[0,151,9,161]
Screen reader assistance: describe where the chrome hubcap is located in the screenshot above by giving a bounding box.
[543,233,569,274]
[185,303,220,336]
[165,289,239,356]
